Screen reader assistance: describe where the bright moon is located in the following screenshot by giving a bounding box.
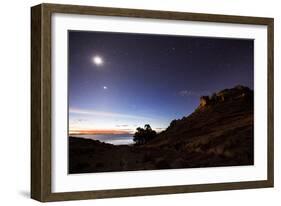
[93,56,103,66]
[103,86,107,90]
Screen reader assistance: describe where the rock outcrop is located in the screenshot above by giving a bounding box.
[197,85,253,110]
[199,96,210,108]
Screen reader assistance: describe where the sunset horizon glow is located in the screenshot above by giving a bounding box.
[69,129,133,135]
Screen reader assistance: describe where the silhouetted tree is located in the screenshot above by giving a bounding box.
[133,124,157,145]
[133,127,145,145]
[144,124,151,130]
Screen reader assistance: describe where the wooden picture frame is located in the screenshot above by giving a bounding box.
[31,3,274,202]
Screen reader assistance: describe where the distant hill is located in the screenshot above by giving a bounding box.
[69,85,254,173]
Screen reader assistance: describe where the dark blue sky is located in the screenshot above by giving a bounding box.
[68,30,253,134]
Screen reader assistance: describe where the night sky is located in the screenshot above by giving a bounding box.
[68,31,253,134]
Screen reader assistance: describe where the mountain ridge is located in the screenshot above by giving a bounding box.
[146,85,253,146]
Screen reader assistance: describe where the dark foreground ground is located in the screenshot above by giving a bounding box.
[69,86,254,174]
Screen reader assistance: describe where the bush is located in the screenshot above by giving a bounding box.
[133,124,157,145]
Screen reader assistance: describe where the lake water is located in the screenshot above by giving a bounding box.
[72,134,134,145]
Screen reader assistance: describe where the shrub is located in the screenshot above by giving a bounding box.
[133,124,157,145]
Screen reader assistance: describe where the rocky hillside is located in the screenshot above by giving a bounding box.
[69,85,254,173]
[143,85,254,167]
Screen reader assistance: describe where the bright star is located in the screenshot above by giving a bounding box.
[92,55,103,66]
[103,86,107,90]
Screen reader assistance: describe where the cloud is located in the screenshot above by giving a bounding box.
[69,108,150,120]
[116,124,129,127]
[178,90,211,97]
[178,90,193,97]
[77,119,86,122]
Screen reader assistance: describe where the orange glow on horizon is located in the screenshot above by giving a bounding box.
[69,129,133,135]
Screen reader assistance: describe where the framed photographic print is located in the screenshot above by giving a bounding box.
[31,3,274,202]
